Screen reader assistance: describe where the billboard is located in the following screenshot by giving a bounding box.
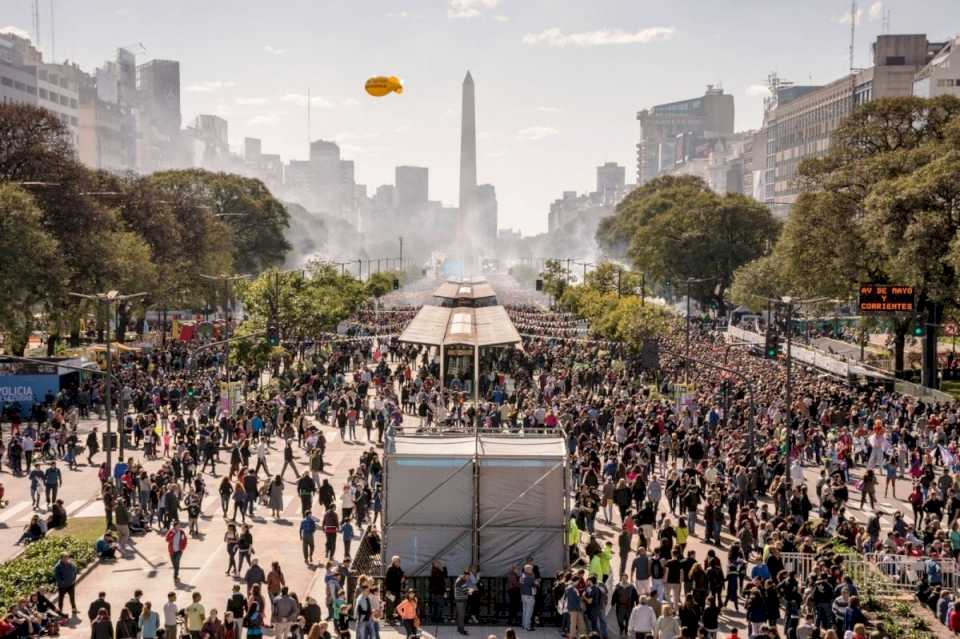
[858,285,915,313]
[0,374,60,414]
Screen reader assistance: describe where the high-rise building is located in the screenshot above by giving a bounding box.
[395,166,429,213]
[137,59,182,172]
[636,85,734,185]
[596,162,626,203]
[244,137,262,161]
[760,34,945,215]
[309,139,343,215]
[189,114,230,168]
[914,36,960,98]
[0,32,39,107]
[477,184,498,245]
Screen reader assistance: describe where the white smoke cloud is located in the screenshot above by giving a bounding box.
[235,97,270,106]
[745,84,771,97]
[834,9,863,24]
[522,26,674,47]
[0,26,32,41]
[263,45,288,56]
[185,80,236,93]
[280,94,335,108]
[449,0,498,18]
[868,1,884,20]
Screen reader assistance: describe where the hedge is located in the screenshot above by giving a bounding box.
[0,536,95,613]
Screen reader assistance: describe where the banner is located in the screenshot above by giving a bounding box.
[219,381,244,416]
[0,374,61,414]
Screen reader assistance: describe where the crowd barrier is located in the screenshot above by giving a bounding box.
[781,551,960,594]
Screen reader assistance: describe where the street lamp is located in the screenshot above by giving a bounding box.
[680,277,719,382]
[69,290,147,468]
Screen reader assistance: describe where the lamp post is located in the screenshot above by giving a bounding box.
[681,277,718,382]
[70,290,147,468]
[199,273,251,369]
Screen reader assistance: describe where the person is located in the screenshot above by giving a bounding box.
[300,511,318,564]
[91,608,114,639]
[227,585,248,621]
[245,559,266,595]
[115,607,138,639]
[139,602,161,639]
[88,592,112,624]
[520,564,539,632]
[273,586,299,639]
[166,521,188,583]
[44,462,62,507]
[163,592,179,639]
[243,602,264,639]
[655,604,681,639]
[341,518,355,559]
[628,595,656,639]
[563,576,587,639]
[224,611,242,639]
[354,583,375,639]
[125,591,144,621]
[185,593,205,639]
[269,476,284,520]
[384,556,405,622]
[613,573,639,637]
[322,507,339,560]
[453,569,471,635]
[15,514,44,545]
[53,552,79,616]
[395,591,418,638]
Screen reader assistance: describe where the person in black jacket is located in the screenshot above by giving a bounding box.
[88,592,111,623]
[429,561,449,623]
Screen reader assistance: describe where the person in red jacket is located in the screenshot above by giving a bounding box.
[165,521,188,583]
[949,605,960,632]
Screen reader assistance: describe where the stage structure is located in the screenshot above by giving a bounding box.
[397,279,520,404]
[382,433,568,576]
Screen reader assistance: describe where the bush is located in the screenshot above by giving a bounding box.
[0,536,95,612]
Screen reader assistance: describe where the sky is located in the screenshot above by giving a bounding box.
[3,0,960,235]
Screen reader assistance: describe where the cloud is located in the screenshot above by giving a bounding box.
[535,106,561,113]
[264,45,287,56]
[868,1,883,20]
[745,84,771,98]
[516,126,558,141]
[522,26,674,47]
[833,9,863,25]
[185,80,236,93]
[341,97,360,108]
[448,0,497,18]
[281,93,335,108]
[246,113,284,127]
[235,97,270,106]
[493,15,510,22]
[0,26,32,40]
[386,11,409,18]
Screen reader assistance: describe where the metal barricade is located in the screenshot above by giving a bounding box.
[782,551,960,594]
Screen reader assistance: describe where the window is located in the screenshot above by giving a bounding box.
[1,76,11,87]
[48,73,58,85]
[885,56,906,65]
[69,116,77,126]
[59,95,68,106]
[38,88,47,98]
[69,98,77,108]
[38,69,47,81]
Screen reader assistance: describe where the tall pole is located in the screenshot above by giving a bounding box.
[784,300,793,509]
[399,236,403,271]
[104,301,114,469]
[617,269,622,298]
[685,281,691,382]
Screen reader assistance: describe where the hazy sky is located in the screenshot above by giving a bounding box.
[4,0,959,235]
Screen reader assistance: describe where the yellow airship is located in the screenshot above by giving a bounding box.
[365,76,404,97]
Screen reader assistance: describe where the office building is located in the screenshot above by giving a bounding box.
[137,59,182,172]
[636,86,735,185]
[0,32,38,107]
[396,166,429,213]
[914,36,960,98]
[596,162,626,203]
[761,34,945,214]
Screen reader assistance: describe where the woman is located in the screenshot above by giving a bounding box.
[225,523,239,576]
[701,596,720,639]
[90,608,113,639]
[115,608,138,639]
[223,611,242,639]
[267,562,286,615]
[860,469,877,510]
[237,525,254,573]
[219,476,234,518]
[395,590,419,638]
[677,594,700,639]
[269,476,284,520]
[243,602,264,639]
[139,602,160,639]
[248,585,266,623]
[202,609,226,639]
[15,515,45,545]
[655,604,681,639]
[233,481,248,523]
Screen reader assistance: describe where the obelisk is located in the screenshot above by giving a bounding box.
[458,71,478,275]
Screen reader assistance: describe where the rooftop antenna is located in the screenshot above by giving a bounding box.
[49,0,54,61]
[848,0,857,73]
[307,88,312,146]
[32,0,40,48]
[882,8,891,34]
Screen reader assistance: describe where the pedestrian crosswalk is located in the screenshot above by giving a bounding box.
[0,498,93,526]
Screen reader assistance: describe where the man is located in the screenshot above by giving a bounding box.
[226,585,247,621]
[454,569,472,635]
[300,510,318,564]
[184,592,205,639]
[254,440,270,477]
[87,592,111,623]
[297,472,317,516]
[627,595,656,639]
[520,564,538,632]
[163,592,178,639]
[280,439,299,480]
[273,586,298,639]
[584,575,608,639]
[563,576,586,638]
[429,560,448,623]
[165,521,188,583]
[322,506,339,560]
[53,552,78,616]
[612,574,639,637]
[44,462,62,507]
[114,500,131,550]
[125,590,144,621]
[341,518,355,559]
[244,558,267,595]
[632,546,651,595]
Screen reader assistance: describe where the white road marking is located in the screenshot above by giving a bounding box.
[0,501,32,525]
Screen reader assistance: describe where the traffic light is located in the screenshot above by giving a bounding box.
[392,278,400,291]
[535,279,543,291]
[913,320,925,337]
[764,329,779,358]
[267,323,280,347]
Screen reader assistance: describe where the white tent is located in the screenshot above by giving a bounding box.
[383,434,568,576]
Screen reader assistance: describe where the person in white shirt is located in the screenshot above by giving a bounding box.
[628,596,657,639]
[162,592,179,639]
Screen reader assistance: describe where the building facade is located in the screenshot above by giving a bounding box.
[914,36,960,98]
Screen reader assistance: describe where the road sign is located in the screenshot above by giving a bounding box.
[858,284,915,313]
[946,322,958,337]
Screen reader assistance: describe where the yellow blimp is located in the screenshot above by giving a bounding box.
[365,76,404,97]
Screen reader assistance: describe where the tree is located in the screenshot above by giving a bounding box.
[148,169,291,274]
[583,262,643,296]
[0,185,63,355]
[597,176,780,315]
[541,259,568,301]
